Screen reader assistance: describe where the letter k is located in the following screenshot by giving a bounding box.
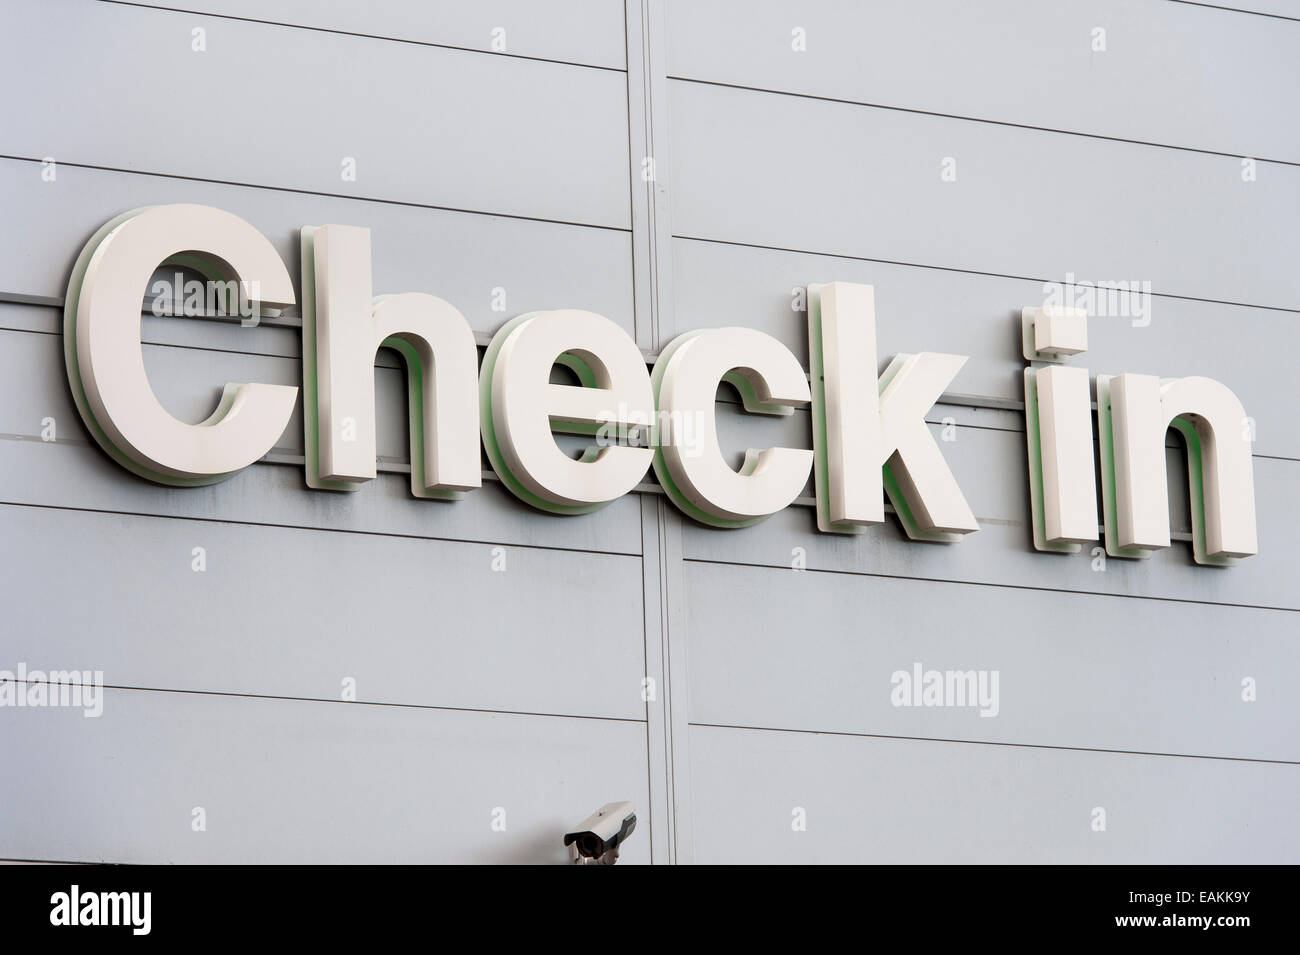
[808,281,979,540]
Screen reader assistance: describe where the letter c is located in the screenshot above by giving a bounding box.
[64,204,298,485]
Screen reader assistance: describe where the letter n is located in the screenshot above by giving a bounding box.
[1098,374,1257,565]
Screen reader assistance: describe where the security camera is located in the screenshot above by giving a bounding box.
[563,801,636,865]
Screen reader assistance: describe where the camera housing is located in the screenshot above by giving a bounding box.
[563,801,637,865]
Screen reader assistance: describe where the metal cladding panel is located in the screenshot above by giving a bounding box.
[0,0,1292,864]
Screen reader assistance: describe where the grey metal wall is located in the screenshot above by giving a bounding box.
[0,0,1295,864]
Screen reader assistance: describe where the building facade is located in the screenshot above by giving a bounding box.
[0,0,1296,863]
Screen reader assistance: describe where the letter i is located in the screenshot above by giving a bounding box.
[1022,306,1098,553]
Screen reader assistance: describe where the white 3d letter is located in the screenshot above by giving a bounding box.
[302,224,480,499]
[1025,365,1099,549]
[481,310,654,513]
[807,282,978,540]
[652,327,813,527]
[64,204,298,485]
[808,281,879,530]
[1099,374,1257,564]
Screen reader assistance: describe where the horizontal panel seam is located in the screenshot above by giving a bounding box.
[690,720,1300,766]
[99,0,630,73]
[0,679,648,724]
[0,857,99,864]
[683,555,1300,614]
[0,497,645,558]
[2,433,1279,524]
[5,317,1294,460]
[1168,0,1300,24]
[0,439,1259,553]
[0,323,1032,438]
[667,74,1300,170]
[673,234,1300,316]
[0,154,633,235]
[0,472,1285,610]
